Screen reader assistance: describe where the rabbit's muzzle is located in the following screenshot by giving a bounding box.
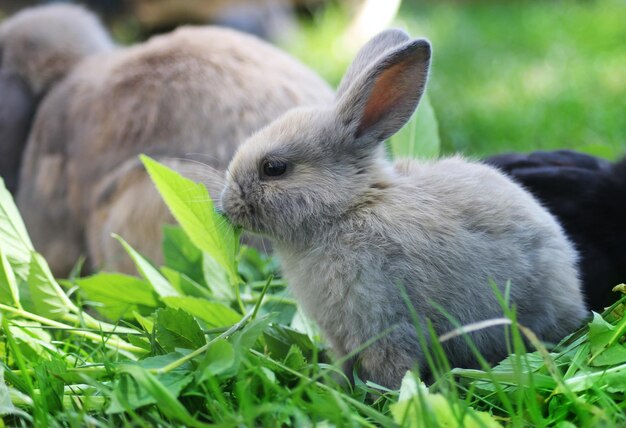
[220,179,256,230]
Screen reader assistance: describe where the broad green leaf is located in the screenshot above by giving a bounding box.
[592,344,626,367]
[162,225,205,286]
[389,94,440,160]
[27,252,73,319]
[141,155,240,284]
[114,235,179,298]
[390,373,501,428]
[291,306,321,339]
[136,352,193,372]
[161,266,210,299]
[9,321,58,363]
[128,334,151,352]
[74,273,158,321]
[453,367,557,391]
[587,311,624,367]
[108,353,193,414]
[232,315,274,352]
[264,323,316,360]
[284,345,307,371]
[203,253,234,301]
[0,178,33,280]
[199,338,237,379]
[584,307,626,367]
[155,308,205,352]
[162,296,241,328]
[588,312,614,353]
[259,366,276,384]
[0,248,20,308]
[561,362,626,393]
[133,311,155,334]
[113,364,205,427]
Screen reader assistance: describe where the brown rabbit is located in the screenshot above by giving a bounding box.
[0,4,333,275]
[0,4,113,195]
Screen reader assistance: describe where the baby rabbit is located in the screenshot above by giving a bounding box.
[221,29,588,388]
[486,150,626,312]
[0,4,333,275]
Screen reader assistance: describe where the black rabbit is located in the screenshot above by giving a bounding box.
[485,150,626,311]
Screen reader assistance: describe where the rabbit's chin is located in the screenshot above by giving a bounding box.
[225,208,295,243]
[221,197,264,236]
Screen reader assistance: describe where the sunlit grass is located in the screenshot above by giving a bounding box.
[3,159,626,427]
[286,0,626,159]
[2,2,626,426]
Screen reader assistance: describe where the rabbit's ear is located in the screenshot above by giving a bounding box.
[336,38,431,147]
[336,29,410,99]
[0,72,36,194]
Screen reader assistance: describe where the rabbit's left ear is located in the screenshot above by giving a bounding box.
[0,72,36,194]
[335,38,431,148]
[335,29,411,99]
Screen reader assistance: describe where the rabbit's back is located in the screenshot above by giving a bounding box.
[282,157,585,376]
[391,157,585,335]
[18,25,333,274]
[63,26,333,198]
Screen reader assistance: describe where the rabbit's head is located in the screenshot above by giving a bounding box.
[0,4,113,96]
[221,29,431,243]
[0,4,113,193]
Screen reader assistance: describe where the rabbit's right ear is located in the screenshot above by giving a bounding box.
[335,37,431,149]
[335,29,410,99]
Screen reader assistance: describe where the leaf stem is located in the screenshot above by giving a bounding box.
[252,275,273,320]
[234,278,246,315]
[11,365,111,382]
[0,303,144,356]
[154,309,255,374]
[62,312,139,335]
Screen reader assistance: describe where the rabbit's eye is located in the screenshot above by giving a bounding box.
[261,159,288,179]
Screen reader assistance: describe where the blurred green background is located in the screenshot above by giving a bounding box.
[287,0,626,159]
[2,0,624,159]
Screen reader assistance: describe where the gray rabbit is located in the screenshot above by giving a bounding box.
[0,4,333,275]
[220,29,588,388]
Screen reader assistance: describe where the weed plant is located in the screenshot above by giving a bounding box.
[1,150,625,426]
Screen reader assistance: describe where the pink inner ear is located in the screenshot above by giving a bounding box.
[357,61,411,137]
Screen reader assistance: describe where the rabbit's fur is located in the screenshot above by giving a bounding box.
[486,150,626,312]
[221,30,588,388]
[1,4,333,275]
[0,5,113,196]
[0,4,114,96]
[0,71,35,194]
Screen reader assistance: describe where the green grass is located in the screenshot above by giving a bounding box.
[2,157,626,427]
[2,1,626,426]
[286,0,626,159]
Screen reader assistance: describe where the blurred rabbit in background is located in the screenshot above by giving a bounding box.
[0,4,113,194]
[486,150,626,312]
[0,4,333,276]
